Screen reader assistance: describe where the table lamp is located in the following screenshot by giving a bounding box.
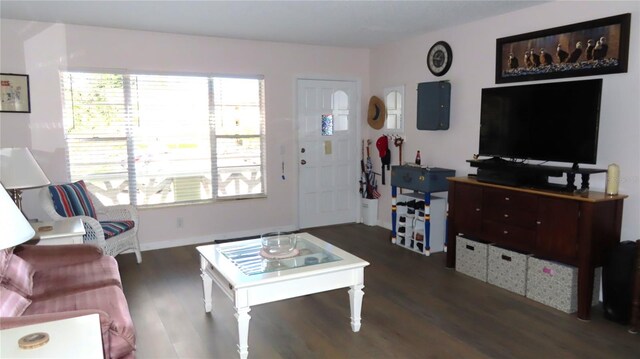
[0,148,50,211]
[0,183,35,249]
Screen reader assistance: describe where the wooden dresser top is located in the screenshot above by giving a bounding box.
[448,176,628,203]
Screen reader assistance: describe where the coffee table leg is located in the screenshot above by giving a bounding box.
[200,257,213,313]
[235,306,251,359]
[348,284,364,332]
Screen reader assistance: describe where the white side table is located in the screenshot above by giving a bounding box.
[0,314,103,358]
[31,217,85,245]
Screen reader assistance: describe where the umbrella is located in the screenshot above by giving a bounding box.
[365,143,381,199]
[360,140,367,198]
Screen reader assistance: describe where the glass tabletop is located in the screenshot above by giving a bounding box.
[217,236,342,276]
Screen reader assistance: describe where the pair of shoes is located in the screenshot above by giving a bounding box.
[415,233,424,242]
[407,200,416,208]
[407,208,415,215]
[399,216,406,223]
[398,227,405,233]
[415,200,425,209]
[396,201,407,207]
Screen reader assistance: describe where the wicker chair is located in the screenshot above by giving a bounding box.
[40,183,142,263]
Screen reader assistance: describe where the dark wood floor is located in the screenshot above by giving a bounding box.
[117,224,640,358]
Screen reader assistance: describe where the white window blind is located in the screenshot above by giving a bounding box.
[60,71,266,206]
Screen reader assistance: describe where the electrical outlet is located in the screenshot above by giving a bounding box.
[177,217,184,229]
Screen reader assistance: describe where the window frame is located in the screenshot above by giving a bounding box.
[383,85,405,133]
[60,68,267,207]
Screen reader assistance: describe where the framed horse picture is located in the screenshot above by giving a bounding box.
[495,13,631,83]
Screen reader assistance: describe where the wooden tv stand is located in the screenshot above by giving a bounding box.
[446,177,627,320]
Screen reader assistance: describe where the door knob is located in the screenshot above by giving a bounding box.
[301,148,306,153]
[301,159,307,165]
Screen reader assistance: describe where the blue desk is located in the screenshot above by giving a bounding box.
[390,166,455,256]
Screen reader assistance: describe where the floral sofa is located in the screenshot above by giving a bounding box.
[0,244,136,358]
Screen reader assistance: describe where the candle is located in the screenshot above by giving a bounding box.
[606,163,620,196]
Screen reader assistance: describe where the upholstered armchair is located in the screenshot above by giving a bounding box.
[1,244,137,358]
[40,181,142,263]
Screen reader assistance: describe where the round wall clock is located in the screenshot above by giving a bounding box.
[427,41,453,77]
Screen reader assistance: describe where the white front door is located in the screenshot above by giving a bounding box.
[297,79,359,229]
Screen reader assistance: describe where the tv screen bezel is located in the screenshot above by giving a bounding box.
[478,79,603,165]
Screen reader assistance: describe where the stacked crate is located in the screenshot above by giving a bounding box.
[526,257,601,313]
[455,235,600,313]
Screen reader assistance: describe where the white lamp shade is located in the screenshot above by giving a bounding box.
[0,183,35,249]
[0,147,50,190]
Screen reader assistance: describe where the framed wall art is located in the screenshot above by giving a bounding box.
[1,73,31,113]
[495,13,631,84]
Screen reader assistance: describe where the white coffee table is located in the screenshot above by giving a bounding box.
[197,232,370,359]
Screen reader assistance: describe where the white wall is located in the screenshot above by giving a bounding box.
[369,1,640,242]
[0,19,370,249]
[2,1,638,249]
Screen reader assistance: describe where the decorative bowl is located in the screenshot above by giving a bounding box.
[261,232,298,257]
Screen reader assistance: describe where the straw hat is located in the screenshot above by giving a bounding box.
[367,96,386,130]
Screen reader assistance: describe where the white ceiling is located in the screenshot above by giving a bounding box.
[0,1,545,48]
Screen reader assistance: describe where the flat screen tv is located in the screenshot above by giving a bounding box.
[479,79,602,165]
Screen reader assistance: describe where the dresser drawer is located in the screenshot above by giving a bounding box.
[203,262,235,301]
[391,166,455,193]
[484,205,537,229]
[483,220,536,252]
[483,187,537,212]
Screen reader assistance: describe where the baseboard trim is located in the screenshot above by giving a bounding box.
[139,225,298,252]
[380,220,392,231]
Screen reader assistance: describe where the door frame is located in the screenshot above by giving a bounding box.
[294,76,363,229]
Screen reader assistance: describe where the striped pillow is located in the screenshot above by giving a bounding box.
[49,180,97,219]
[0,286,31,317]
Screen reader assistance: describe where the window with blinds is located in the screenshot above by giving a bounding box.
[60,71,266,206]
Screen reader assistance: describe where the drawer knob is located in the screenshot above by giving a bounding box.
[503,230,509,234]
[475,208,480,212]
[504,214,509,218]
[505,197,510,201]
[536,220,542,225]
